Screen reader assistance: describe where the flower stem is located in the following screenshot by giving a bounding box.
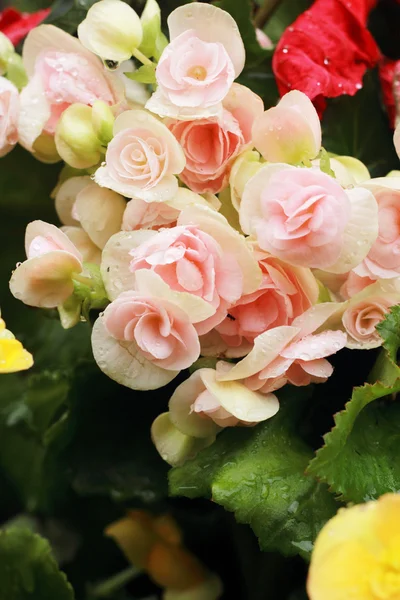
[132,47,154,67]
[89,566,142,598]
[254,0,282,29]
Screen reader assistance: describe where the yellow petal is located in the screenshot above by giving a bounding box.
[0,338,33,373]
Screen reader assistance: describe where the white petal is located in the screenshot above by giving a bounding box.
[291,302,345,338]
[92,316,178,390]
[200,368,279,423]
[167,187,221,212]
[145,87,223,120]
[18,75,50,151]
[151,412,215,467]
[134,270,216,324]
[23,24,102,77]
[326,187,379,274]
[55,176,92,226]
[167,3,245,77]
[101,229,156,299]
[62,226,102,264]
[217,326,300,381]
[168,370,221,438]
[75,182,126,249]
[25,220,82,262]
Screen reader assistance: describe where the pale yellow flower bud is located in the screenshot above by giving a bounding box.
[0,32,14,76]
[91,100,114,145]
[78,0,143,65]
[55,104,103,169]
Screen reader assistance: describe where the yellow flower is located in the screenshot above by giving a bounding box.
[308,493,400,600]
[0,316,33,374]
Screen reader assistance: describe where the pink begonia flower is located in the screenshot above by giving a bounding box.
[240,163,378,273]
[215,248,319,356]
[353,178,400,280]
[217,303,347,394]
[168,84,264,194]
[146,3,245,119]
[128,207,262,335]
[0,76,18,158]
[168,368,279,440]
[103,292,200,370]
[91,268,215,390]
[252,90,321,165]
[18,25,123,153]
[341,279,400,349]
[94,109,186,202]
[122,188,221,232]
[9,220,83,308]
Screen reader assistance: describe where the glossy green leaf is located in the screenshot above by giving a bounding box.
[169,388,339,559]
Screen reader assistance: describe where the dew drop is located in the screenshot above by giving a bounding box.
[323,57,330,66]
[282,48,289,54]
[355,83,362,90]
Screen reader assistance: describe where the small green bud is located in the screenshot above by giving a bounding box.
[0,32,14,76]
[5,53,28,90]
[55,104,103,169]
[91,101,114,146]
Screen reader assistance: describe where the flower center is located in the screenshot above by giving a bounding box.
[187,65,207,81]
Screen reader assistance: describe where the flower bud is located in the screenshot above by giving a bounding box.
[0,32,14,76]
[55,104,103,169]
[78,0,143,64]
[32,132,60,164]
[91,100,114,146]
[5,52,27,90]
[139,0,168,60]
[252,90,321,165]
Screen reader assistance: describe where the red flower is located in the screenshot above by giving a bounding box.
[379,58,400,128]
[0,7,50,46]
[272,0,381,113]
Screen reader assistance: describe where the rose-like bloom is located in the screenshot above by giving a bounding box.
[103,291,200,370]
[168,84,263,194]
[217,303,347,394]
[146,2,245,119]
[18,25,122,153]
[0,311,33,374]
[308,494,400,600]
[129,225,243,334]
[240,164,378,272]
[341,279,400,349]
[9,220,83,308]
[0,76,18,158]
[0,7,50,46]
[340,270,374,299]
[94,109,185,202]
[216,249,319,356]
[354,178,400,280]
[272,0,380,115]
[252,90,321,165]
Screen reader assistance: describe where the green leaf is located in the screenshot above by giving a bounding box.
[125,64,156,84]
[322,71,399,176]
[139,0,168,60]
[169,388,338,558]
[307,306,400,502]
[0,527,74,600]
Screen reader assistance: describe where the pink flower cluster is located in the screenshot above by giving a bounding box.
[5,1,400,464]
